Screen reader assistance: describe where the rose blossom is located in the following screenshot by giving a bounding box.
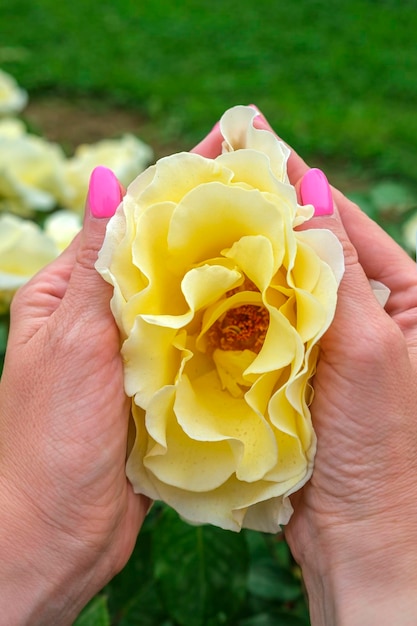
[44,210,81,252]
[0,214,58,312]
[96,106,344,532]
[64,134,153,213]
[0,69,27,116]
[0,131,69,217]
[0,211,81,312]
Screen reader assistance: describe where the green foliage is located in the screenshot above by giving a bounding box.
[0,314,9,376]
[348,179,417,253]
[73,595,111,626]
[73,504,310,625]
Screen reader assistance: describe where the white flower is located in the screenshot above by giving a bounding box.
[44,210,82,252]
[64,134,153,213]
[0,117,26,137]
[0,214,59,311]
[0,132,70,217]
[402,211,417,254]
[0,69,28,116]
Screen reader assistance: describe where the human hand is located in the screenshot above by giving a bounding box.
[0,166,149,626]
[193,112,417,624]
[287,168,417,625]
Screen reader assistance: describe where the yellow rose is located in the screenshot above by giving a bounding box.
[96,106,344,532]
[0,132,69,217]
[0,214,58,311]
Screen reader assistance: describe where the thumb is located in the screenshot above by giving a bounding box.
[63,166,123,314]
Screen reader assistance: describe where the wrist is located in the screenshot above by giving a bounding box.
[294,519,417,626]
[0,478,101,625]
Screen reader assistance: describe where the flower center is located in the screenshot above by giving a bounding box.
[207,281,269,354]
[208,305,269,353]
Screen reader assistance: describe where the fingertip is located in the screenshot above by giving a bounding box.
[190,121,224,158]
[87,166,123,219]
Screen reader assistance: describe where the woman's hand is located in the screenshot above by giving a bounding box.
[194,111,417,624]
[0,167,149,626]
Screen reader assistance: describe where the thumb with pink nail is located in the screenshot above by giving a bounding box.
[0,166,148,625]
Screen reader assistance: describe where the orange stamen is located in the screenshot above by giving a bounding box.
[208,279,269,353]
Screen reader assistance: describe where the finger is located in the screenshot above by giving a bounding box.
[297,169,396,354]
[330,188,417,319]
[265,113,417,321]
[190,121,224,158]
[61,166,123,316]
[297,168,417,320]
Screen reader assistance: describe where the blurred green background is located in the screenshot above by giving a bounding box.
[2,1,417,624]
[2,0,417,186]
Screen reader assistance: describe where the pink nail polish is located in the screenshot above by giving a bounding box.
[300,168,334,217]
[87,166,122,218]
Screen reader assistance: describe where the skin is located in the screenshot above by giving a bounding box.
[0,205,149,624]
[1,113,417,624]
[194,115,417,624]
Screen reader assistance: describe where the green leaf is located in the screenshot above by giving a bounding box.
[0,314,10,375]
[239,611,309,626]
[106,504,169,625]
[247,558,302,602]
[73,595,110,626]
[346,191,377,220]
[152,506,249,626]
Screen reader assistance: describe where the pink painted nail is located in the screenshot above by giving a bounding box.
[87,166,122,218]
[300,168,334,217]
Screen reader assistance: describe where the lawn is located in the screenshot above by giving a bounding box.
[2,0,417,184]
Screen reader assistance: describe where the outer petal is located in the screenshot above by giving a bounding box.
[220,105,291,183]
[122,318,185,406]
[128,151,234,212]
[167,183,287,273]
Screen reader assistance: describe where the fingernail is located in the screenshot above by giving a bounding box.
[300,168,334,217]
[87,166,122,218]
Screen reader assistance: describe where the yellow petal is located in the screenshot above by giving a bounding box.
[218,149,295,201]
[167,183,286,273]
[220,105,291,183]
[122,318,186,407]
[212,348,256,398]
[224,234,279,291]
[174,372,278,482]
[130,151,234,211]
[245,307,303,375]
[145,407,236,492]
[181,264,242,312]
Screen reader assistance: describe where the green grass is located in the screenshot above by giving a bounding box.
[2,0,417,184]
